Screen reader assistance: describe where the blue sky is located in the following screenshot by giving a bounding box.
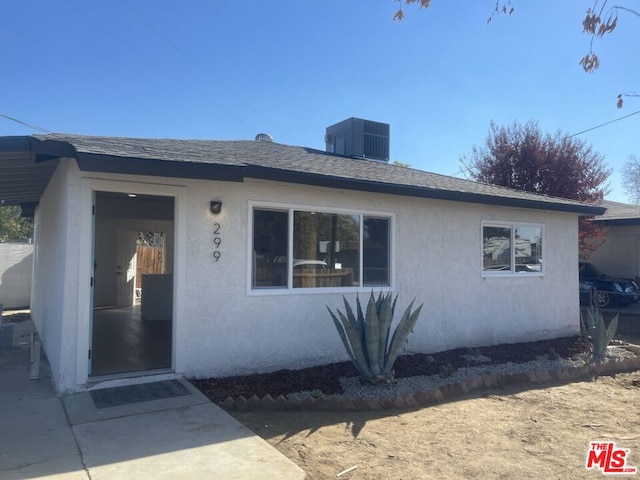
[2,1,638,202]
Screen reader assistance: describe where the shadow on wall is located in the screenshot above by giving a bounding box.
[0,246,33,309]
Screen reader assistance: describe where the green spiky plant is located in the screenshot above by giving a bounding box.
[327,292,423,384]
[580,288,618,363]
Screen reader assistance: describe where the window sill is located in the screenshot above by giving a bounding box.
[482,272,544,278]
[248,285,394,296]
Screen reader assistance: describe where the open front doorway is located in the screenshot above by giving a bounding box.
[90,191,175,377]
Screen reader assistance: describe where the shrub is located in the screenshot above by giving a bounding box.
[327,292,423,384]
[580,299,618,363]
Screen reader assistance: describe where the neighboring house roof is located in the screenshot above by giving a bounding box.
[594,199,640,225]
[0,133,606,216]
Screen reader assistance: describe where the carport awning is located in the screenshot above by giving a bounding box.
[0,137,59,216]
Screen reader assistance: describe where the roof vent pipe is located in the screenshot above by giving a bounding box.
[255,133,273,142]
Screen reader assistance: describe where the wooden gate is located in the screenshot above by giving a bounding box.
[135,246,164,288]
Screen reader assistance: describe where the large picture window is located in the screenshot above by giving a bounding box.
[482,222,543,275]
[252,206,391,290]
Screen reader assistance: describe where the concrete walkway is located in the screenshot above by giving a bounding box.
[0,318,306,480]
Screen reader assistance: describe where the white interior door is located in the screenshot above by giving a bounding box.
[116,230,137,307]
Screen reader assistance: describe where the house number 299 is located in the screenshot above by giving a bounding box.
[213,223,221,261]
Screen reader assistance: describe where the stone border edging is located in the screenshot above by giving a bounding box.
[217,355,640,412]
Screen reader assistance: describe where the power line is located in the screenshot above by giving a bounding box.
[0,113,53,134]
[449,109,640,177]
[566,109,640,138]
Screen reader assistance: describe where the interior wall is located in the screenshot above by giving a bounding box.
[93,193,174,307]
[96,195,174,220]
[93,216,173,307]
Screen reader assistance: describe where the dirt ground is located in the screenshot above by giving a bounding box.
[233,372,640,479]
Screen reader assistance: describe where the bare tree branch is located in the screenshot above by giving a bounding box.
[393,1,638,107]
[622,154,640,204]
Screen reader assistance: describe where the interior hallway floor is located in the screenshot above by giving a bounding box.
[91,305,171,377]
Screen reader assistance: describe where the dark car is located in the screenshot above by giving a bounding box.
[579,262,640,308]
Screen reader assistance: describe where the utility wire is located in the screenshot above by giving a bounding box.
[566,108,640,138]
[449,109,640,177]
[0,113,53,134]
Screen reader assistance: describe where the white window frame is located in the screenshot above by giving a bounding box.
[481,221,544,277]
[247,201,395,295]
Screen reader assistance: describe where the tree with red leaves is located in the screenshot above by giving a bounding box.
[461,120,611,258]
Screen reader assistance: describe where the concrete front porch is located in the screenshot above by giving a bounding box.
[0,312,306,480]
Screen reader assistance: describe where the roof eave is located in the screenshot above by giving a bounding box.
[74,152,246,182]
[29,137,77,162]
[593,218,640,226]
[21,137,604,215]
[245,166,604,215]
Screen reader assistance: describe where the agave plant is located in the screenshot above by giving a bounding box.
[580,295,618,363]
[327,292,423,384]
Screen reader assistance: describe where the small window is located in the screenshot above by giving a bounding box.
[483,223,542,275]
[251,206,392,290]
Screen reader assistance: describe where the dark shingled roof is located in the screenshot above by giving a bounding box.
[2,133,606,215]
[594,200,640,225]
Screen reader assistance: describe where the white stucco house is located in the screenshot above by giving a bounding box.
[0,128,605,393]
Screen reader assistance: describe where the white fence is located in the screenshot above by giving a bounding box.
[0,243,33,309]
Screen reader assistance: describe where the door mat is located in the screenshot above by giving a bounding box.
[90,379,191,409]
